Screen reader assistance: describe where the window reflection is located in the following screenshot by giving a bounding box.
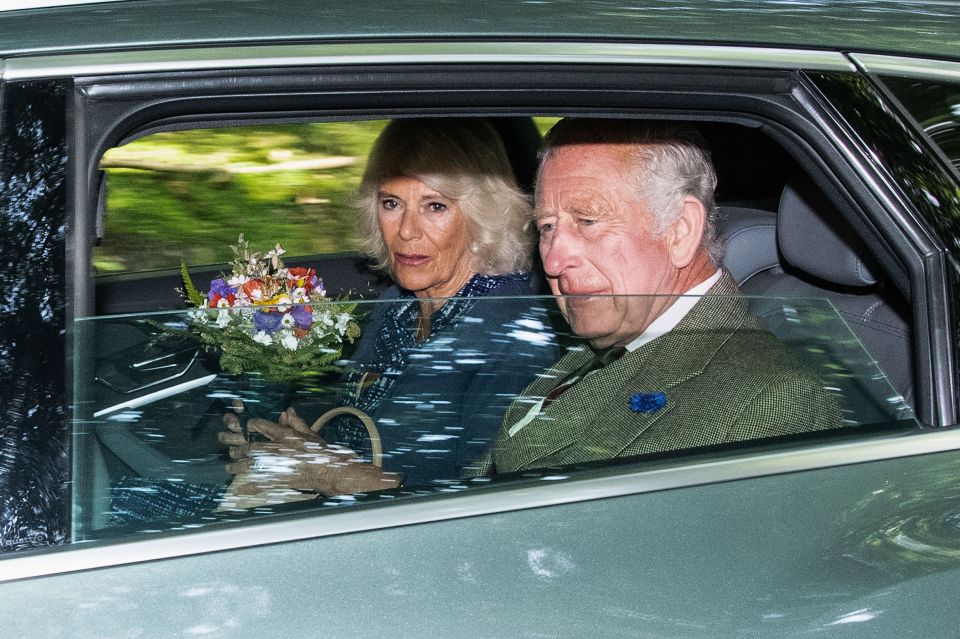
[882,75,960,172]
[72,294,914,543]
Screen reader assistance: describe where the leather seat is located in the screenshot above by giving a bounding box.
[718,175,914,424]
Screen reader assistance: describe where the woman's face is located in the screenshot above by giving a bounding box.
[377,176,475,299]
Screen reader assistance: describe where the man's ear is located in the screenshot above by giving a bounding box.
[667,196,707,268]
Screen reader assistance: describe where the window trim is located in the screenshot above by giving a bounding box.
[1,41,855,81]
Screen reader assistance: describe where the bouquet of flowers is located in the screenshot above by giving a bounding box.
[180,235,361,383]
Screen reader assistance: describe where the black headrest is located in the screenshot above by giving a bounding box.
[777,176,877,287]
[716,206,778,283]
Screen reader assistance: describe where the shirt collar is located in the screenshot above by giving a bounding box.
[625,269,722,352]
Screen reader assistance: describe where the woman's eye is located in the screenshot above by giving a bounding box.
[537,222,554,235]
[578,218,597,226]
[380,198,401,211]
[427,201,447,213]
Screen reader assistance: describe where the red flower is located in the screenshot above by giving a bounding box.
[242,279,265,301]
[287,267,318,291]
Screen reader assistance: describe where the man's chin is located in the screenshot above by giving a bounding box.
[566,319,618,349]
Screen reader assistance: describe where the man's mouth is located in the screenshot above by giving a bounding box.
[395,252,431,266]
[559,286,606,298]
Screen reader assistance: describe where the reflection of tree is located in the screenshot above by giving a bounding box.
[836,453,960,580]
[0,81,68,551]
[812,72,960,352]
[882,76,960,172]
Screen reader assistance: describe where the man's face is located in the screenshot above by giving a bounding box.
[535,143,680,348]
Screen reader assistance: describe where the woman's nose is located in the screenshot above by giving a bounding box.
[397,209,421,241]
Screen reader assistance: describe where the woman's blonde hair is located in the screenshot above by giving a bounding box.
[357,118,534,276]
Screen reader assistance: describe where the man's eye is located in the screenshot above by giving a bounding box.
[427,201,448,213]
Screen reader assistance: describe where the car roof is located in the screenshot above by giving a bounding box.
[0,0,957,62]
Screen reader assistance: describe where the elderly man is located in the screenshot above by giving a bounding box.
[470,118,840,476]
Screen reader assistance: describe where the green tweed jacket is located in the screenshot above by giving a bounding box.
[469,271,841,476]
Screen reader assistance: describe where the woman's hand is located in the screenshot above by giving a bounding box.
[219,406,400,497]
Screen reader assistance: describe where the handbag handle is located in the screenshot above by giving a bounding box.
[311,406,382,468]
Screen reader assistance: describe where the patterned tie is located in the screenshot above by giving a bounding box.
[542,346,626,410]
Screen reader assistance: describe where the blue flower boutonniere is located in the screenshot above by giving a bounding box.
[629,391,667,414]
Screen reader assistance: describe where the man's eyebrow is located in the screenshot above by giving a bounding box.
[568,196,613,218]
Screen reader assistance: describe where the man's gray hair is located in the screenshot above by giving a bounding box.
[357,118,534,276]
[538,118,723,263]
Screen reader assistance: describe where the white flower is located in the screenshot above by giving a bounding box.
[276,294,292,313]
[216,297,231,308]
[215,309,231,328]
[281,312,296,328]
[335,313,352,335]
[265,244,286,270]
[292,287,308,303]
[252,330,273,345]
[280,333,298,351]
[247,285,264,302]
[227,274,249,288]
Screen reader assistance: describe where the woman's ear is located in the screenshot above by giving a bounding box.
[667,196,707,268]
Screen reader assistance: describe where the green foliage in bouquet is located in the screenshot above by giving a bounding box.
[180,235,362,384]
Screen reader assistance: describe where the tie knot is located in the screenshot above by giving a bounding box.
[596,346,626,366]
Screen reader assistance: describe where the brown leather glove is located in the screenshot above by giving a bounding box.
[219,406,400,497]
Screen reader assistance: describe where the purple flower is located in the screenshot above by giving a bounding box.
[629,391,667,414]
[290,305,312,330]
[207,278,236,304]
[253,310,282,334]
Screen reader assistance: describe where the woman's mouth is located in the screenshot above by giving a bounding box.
[394,252,431,266]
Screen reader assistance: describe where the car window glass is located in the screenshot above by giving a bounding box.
[68,293,915,545]
[881,75,960,173]
[95,120,388,276]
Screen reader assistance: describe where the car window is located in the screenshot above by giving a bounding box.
[63,114,920,549]
[881,75,960,173]
[96,120,387,275]
[69,291,915,544]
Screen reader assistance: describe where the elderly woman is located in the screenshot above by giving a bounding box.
[222,118,559,496]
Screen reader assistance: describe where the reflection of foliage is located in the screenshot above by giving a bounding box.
[95,120,388,273]
[836,453,960,580]
[882,76,960,172]
[812,72,960,371]
[0,81,69,551]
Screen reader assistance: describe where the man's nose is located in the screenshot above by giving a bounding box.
[397,208,421,241]
[541,224,577,277]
